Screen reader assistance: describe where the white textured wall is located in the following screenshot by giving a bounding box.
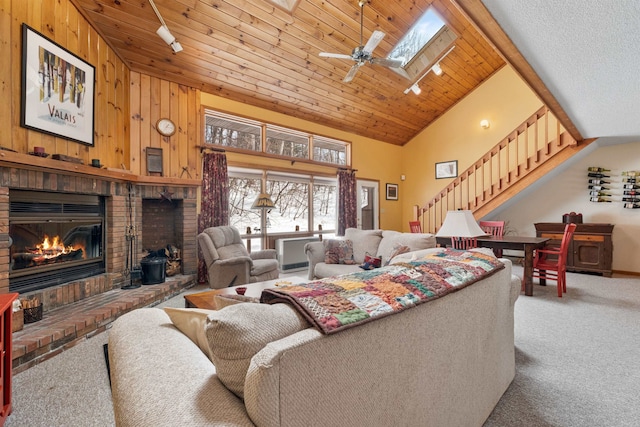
[486,140,640,274]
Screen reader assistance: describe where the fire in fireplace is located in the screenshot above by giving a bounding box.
[9,190,106,293]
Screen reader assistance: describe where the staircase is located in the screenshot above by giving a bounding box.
[419,106,595,233]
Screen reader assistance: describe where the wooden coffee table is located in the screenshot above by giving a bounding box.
[184,275,307,309]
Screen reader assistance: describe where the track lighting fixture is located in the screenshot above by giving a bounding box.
[408,83,421,95]
[403,45,456,96]
[149,0,183,53]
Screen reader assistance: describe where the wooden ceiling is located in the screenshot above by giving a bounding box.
[71,0,506,146]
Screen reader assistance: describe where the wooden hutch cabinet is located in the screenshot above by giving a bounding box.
[534,223,614,277]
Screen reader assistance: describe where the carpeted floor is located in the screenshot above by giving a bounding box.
[6,265,640,426]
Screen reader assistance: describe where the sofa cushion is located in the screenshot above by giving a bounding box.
[163,308,215,358]
[323,239,356,264]
[377,231,436,264]
[205,303,309,399]
[314,262,361,278]
[344,228,383,263]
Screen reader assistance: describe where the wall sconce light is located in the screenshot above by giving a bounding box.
[480,119,490,129]
[149,0,183,53]
[431,63,443,76]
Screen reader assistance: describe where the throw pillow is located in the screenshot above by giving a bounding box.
[213,294,259,310]
[205,303,309,399]
[384,243,411,266]
[323,239,356,265]
[163,308,216,359]
[359,252,382,270]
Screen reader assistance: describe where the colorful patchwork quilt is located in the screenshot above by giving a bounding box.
[260,248,505,334]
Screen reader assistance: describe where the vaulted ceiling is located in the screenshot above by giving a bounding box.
[72,0,631,148]
[70,0,512,146]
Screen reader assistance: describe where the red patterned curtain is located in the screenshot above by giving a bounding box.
[337,169,357,236]
[197,151,229,283]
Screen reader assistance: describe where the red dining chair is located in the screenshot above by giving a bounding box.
[409,221,422,233]
[450,237,478,250]
[532,223,577,297]
[479,220,505,257]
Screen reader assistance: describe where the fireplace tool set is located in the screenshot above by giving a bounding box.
[122,183,142,289]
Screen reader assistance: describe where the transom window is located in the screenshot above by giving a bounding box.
[204,109,350,167]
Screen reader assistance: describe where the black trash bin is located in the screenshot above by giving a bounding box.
[140,257,166,285]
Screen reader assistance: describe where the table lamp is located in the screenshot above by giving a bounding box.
[436,210,487,249]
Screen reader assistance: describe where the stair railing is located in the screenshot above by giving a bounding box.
[419,106,578,233]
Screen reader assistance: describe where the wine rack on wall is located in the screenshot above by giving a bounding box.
[588,167,640,209]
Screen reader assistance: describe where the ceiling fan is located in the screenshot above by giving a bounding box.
[319,0,402,83]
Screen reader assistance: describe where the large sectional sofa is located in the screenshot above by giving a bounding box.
[108,248,520,427]
[304,227,437,279]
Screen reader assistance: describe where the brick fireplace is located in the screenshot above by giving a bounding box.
[0,163,199,313]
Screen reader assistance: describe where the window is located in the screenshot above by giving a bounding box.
[204,112,261,152]
[313,136,347,166]
[266,126,309,159]
[204,109,350,167]
[228,167,337,247]
[386,7,458,82]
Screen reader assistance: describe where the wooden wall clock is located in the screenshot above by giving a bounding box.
[156,118,176,137]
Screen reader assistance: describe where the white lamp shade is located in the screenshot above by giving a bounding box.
[435,210,487,237]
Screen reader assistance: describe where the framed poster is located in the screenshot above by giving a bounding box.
[435,160,458,179]
[386,183,398,200]
[20,24,95,146]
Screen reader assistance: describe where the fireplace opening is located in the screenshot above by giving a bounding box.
[9,190,106,293]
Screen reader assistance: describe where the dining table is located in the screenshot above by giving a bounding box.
[435,235,550,296]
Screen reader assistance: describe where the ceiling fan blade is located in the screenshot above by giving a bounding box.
[371,57,404,68]
[319,52,353,60]
[343,63,362,83]
[362,30,385,54]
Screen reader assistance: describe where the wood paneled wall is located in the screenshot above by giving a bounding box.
[129,72,202,179]
[0,0,129,168]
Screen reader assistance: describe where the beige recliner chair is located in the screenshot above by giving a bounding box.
[197,226,279,288]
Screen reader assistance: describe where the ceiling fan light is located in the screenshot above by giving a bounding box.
[432,63,443,76]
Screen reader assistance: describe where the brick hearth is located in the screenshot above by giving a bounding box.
[11,274,196,374]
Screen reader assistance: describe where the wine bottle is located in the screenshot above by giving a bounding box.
[588,185,610,191]
[588,172,610,178]
[588,167,611,172]
[622,171,639,177]
[588,179,610,185]
[623,178,636,183]
[624,203,640,209]
[623,183,640,190]
[622,197,640,202]
[590,197,612,202]
[589,191,611,197]
[624,190,638,196]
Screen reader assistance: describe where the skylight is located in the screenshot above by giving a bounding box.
[388,8,446,68]
[386,7,457,83]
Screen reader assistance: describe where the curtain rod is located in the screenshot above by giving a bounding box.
[199,145,226,153]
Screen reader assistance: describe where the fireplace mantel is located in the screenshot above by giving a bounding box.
[0,150,201,187]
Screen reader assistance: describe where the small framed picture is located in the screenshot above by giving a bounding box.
[435,160,458,179]
[386,183,398,201]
